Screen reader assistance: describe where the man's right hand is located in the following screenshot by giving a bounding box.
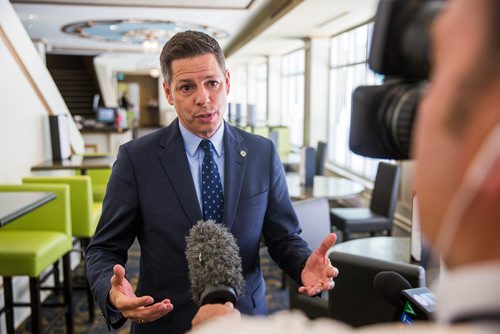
[109,264,173,324]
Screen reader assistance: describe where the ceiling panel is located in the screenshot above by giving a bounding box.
[231,0,378,60]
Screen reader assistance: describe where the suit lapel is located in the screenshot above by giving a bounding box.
[157,119,202,226]
[223,123,247,231]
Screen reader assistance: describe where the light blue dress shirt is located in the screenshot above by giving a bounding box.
[178,121,225,212]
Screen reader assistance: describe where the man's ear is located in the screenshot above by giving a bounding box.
[225,69,231,95]
[163,80,174,105]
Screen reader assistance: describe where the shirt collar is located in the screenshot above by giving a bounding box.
[178,120,225,158]
[434,260,500,324]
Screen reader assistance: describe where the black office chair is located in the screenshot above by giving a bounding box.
[330,162,401,241]
[287,197,331,319]
[328,250,425,327]
[315,141,328,176]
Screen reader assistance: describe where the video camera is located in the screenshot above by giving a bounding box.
[349,0,445,160]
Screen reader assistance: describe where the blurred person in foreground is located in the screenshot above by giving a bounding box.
[189,0,500,332]
[86,30,338,334]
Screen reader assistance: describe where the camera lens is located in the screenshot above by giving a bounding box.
[350,82,424,160]
[378,82,424,158]
[350,0,444,160]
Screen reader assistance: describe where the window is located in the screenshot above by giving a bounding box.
[228,66,248,124]
[328,24,383,180]
[255,62,268,124]
[228,62,267,126]
[281,49,305,148]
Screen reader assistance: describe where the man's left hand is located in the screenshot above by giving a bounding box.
[299,233,339,296]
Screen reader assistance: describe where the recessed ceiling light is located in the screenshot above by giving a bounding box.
[149,68,161,78]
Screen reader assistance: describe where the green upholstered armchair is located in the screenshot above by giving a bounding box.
[253,126,270,138]
[23,176,100,240]
[85,168,111,202]
[22,175,102,322]
[269,126,291,158]
[0,184,74,333]
[80,153,113,203]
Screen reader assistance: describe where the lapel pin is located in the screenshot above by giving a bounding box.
[240,150,247,157]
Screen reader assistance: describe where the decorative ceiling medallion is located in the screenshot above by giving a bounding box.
[62,19,229,44]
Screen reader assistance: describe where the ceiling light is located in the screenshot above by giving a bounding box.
[142,39,159,52]
[62,19,229,46]
[149,68,161,78]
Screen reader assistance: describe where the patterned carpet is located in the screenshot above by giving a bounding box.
[16,241,288,333]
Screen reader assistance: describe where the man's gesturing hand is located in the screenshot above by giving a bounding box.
[109,264,173,324]
[299,233,339,296]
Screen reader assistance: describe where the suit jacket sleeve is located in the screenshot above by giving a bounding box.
[85,144,140,329]
[261,142,312,284]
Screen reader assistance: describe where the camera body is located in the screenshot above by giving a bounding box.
[349,0,444,160]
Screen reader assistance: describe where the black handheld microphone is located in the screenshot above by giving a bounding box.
[374,271,412,307]
[185,220,245,305]
[374,271,436,323]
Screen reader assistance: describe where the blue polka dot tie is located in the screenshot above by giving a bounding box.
[200,139,224,224]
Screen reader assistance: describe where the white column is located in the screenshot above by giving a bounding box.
[303,37,330,147]
[266,55,282,125]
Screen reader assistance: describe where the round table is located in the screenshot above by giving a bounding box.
[331,236,411,263]
[286,173,365,201]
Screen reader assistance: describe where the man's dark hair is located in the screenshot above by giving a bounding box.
[489,0,500,61]
[159,30,226,84]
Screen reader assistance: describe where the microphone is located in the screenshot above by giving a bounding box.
[374,271,436,323]
[185,220,245,305]
[374,271,412,307]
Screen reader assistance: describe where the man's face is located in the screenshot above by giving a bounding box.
[163,53,230,139]
[413,0,490,246]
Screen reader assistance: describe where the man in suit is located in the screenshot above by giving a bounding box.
[190,0,500,332]
[86,31,338,334]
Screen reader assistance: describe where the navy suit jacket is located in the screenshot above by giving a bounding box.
[86,120,312,334]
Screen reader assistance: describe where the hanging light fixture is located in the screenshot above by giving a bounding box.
[62,19,229,47]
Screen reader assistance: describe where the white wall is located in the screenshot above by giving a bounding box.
[0,38,49,183]
[0,0,84,184]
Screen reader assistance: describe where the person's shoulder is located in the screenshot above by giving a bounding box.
[189,311,352,334]
[189,310,495,334]
[357,322,492,334]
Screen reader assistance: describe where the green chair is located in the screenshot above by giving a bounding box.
[241,126,253,133]
[0,184,74,334]
[269,126,291,158]
[23,176,101,322]
[253,126,270,138]
[80,153,113,202]
[85,169,111,202]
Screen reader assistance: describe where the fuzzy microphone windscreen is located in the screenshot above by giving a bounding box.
[185,220,245,305]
